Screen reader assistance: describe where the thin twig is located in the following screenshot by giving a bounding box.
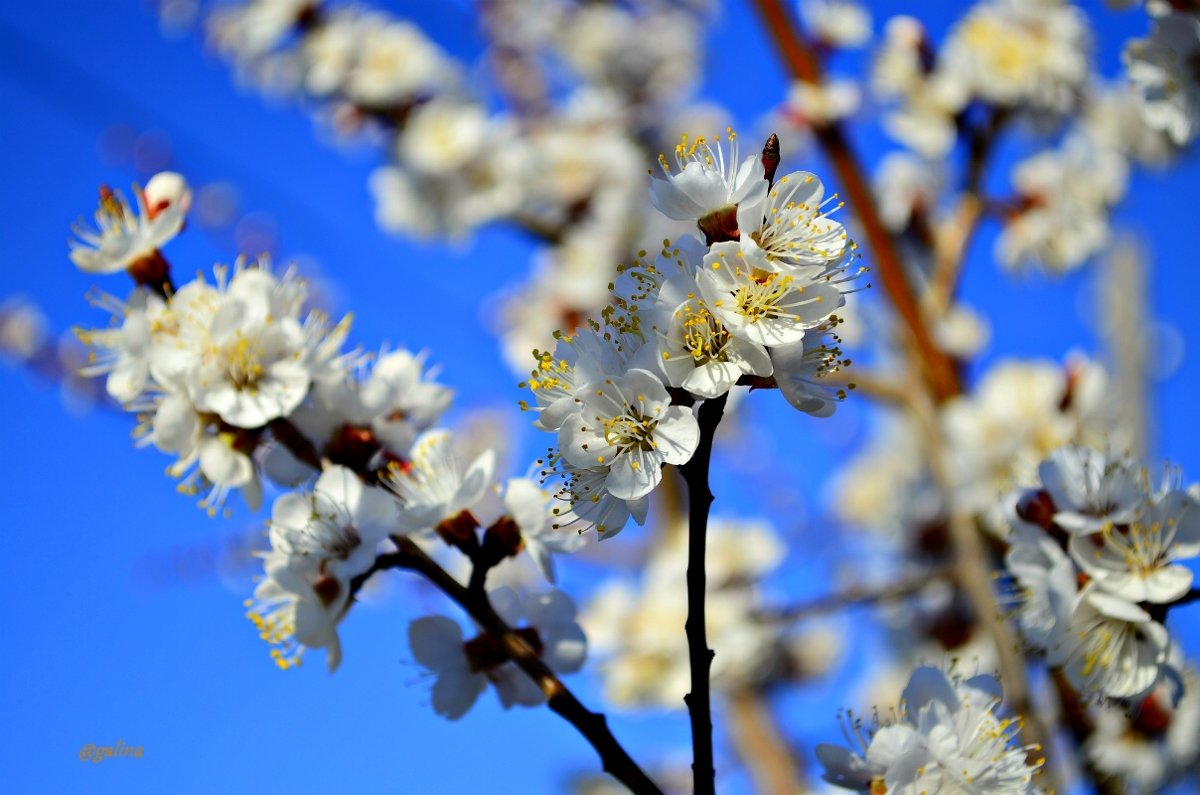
[757,566,951,624]
[677,392,729,795]
[749,0,961,403]
[368,538,664,795]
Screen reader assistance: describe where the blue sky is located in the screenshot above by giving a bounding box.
[2,1,1200,793]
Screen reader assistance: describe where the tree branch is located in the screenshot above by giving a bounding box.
[365,538,664,795]
[677,392,729,795]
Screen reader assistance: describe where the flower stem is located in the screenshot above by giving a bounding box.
[367,538,664,795]
[677,392,729,795]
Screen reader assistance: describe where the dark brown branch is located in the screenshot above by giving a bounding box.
[676,392,729,795]
[364,538,663,795]
[749,0,961,403]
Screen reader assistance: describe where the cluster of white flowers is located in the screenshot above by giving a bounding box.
[70,172,597,676]
[70,173,382,513]
[817,664,1044,793]
[1003,445,1200,702]
[521,131,862,537]
[872,1,1090,159]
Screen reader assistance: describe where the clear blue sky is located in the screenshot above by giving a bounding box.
[1,1,1199,793]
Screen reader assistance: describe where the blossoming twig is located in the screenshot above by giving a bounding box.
[677,392,729,795]
[364,537,665,795]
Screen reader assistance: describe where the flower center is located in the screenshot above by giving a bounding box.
[225,334,267,390]
[602,408,659,453]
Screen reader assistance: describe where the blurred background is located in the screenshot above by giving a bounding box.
[1,1,1199,792]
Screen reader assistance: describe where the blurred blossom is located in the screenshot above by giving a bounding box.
[801,0,872,49]
[0,297,48,361]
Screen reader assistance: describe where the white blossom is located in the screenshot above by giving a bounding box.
[558,368,699,501]
[246,466,398,671]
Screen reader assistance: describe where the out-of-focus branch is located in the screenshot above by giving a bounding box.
[756,566,950,624]
[750,0,961,403]
[929,110,1008,315]
[725,687,806,795]
[911,392,1060,793]
[365,538,665,795]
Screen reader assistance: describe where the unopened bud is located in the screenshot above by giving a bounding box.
[761,133,781,187]
[1015,490,1056,531]
[436,510,480,548]
[482,516,524,561]
[143,171,192,219]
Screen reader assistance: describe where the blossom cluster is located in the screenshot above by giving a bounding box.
[69,173,589,679]
[817,664,1044,794]
[1003,445,1200,703]
[523,131,862,538]
[867,0,1178,276]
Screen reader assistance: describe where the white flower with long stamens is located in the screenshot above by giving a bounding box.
[75,288,167,404]
[502,477,585,583]
[816,722,922,792]
[736,170,853,270]
[519,325,629,432]
[769,328,852,417]
[1039,446,1146,535]
[383,429,495,534]
[697,240,843,348]
[1051,587,1171,701]
[818,665,1043,793]
[140,392,263,514]
[245,465,398,672]
[652,267,772,399]
[648,129,767,223]
[540,454,650,540]
[559,368,699,501]
[899,666,1044,794]
[69,180,185,274]
[1069,489,1200,604]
